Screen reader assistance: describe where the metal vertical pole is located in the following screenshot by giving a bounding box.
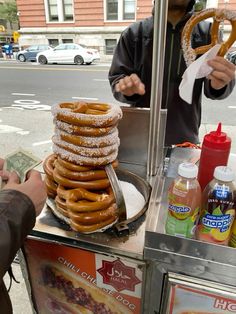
[147,0,168,177]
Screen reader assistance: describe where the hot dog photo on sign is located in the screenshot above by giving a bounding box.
[35,262,132,314]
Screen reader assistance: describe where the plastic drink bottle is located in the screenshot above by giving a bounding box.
[165,162,201,238]
[197,123,231,191]
[196,166,236,246]
[229,219,236,248]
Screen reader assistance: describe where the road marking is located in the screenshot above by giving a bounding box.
[14,99,40,105]
[17,131,30,135]
[228,106,236,109]
[12,93,35,96]
[93,79,108,82]
[72,96,98,100]
[0,65,107,72]
[33,140,52,146]
[0,125,23,133]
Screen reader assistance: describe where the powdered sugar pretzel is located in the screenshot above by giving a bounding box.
[55,128,119,148]
[52,102,122,128]
[182,8,236,66]
[55,120,117,137]
[53,144,118,166]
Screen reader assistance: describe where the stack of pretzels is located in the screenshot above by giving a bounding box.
[43,102,123,233]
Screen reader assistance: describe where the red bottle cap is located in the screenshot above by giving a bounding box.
[203,122,231,149]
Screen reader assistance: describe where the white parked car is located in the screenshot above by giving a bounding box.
[36,43,100,65]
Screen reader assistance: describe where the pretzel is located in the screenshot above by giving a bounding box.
[53,167,110,190]
[182,8,236,66]
[54,128,119,148]
[56,156,118,171]
[68,204,117,225]
[43,154,57,178]
[54,160,108,181]
[66,187,115,213]
[55,120,117,137]
[56,185,117,231]
[70,215,117,233]
[53,144,118,166]
[52,102,122,127]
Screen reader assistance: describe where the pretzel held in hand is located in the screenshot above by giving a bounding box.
[182,8,236,66]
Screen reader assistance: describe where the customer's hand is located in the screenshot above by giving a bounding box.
[115,73,146,96]
[207,56,236,90]
[2,169,47,216]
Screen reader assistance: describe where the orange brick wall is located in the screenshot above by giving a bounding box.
[17,0,47,27]
[16,0,236,29]
[16,0,154,28]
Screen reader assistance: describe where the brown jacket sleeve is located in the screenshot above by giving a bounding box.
[0,189,36,280]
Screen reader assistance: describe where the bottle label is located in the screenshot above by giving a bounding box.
[166,203,199,238]
[197,207,235,244]
[214,184,230,199]
[202,213,231,232]
[168,204,191,215]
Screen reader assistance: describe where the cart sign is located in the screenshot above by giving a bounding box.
[169,284,236,313]
[97,259,141,292]
[23,238,143,314]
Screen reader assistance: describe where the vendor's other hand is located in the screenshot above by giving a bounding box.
[3,170,47,216]
[207,56,236,90]
[115,74,145,96]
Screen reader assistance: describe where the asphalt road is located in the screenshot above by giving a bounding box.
[0,60,235,124]
[0,60,121,109]
[0,59,236,158]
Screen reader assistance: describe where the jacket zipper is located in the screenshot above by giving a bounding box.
[165,28,175,109]
[177,49,182,76]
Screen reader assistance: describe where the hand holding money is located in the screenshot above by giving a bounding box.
[3,149,41,183]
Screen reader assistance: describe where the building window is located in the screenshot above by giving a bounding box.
[123,0,135,20]
[45,0,74,22]
[62,38,73,43]
[106,0,135,21]
[48,38,59,47]
[62,0,73,21]
[48,0,59,21]
[107,0,118,20]
[105,39,117,55]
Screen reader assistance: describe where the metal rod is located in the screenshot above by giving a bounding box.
[147,0,168,177]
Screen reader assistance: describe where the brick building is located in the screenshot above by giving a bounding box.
[16,0,236,61]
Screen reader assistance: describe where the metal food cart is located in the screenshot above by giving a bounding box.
[19,1,236,313]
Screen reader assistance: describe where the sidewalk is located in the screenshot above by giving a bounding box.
[4,262,33,314]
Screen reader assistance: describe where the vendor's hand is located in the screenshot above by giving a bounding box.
[207,56,236,90]
[3,170,47,216]
[115,74,145,96]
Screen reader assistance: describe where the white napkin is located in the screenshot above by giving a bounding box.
[179,44,221,104]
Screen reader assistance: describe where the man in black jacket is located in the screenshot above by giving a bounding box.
[0,159,46,313]
[108,0,236,146]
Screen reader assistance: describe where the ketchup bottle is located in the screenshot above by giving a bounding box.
[197,123,231,191]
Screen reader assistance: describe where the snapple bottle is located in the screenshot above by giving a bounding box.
[196,166,236,245]
[165,162,201,239]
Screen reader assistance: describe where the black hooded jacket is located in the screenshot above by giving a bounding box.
[108,0,235,145]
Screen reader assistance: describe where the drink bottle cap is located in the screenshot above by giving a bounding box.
[213,166,235,182]
[178,162,198,178]
[203,122,231,149]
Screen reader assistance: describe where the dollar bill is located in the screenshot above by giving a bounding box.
[3,148,42,183]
